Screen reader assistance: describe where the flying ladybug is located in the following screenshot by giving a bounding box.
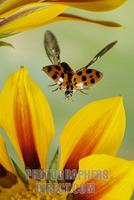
[42,30,117,98]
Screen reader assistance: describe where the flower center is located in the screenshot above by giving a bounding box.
[10,183,68,200]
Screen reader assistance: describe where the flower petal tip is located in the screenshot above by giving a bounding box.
[0,67,55,169]
[20,66,25,69]
[59,95,126,170]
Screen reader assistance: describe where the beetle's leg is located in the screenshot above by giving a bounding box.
[78,89,88,95]
[52,87,59,92]
[48,83,57,87]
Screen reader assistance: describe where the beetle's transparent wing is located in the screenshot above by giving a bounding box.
[44,30,61,65]
[84,40,118,68]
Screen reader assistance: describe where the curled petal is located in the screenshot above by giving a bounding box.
[45,0,127,12]
[0,67,55,169]
[50,13,122,27]
[59,96,126,170]
[0,0,37,14]
[0,2,68,38]
[71,155,134,200]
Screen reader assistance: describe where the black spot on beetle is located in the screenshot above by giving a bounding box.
[61,73,64,78]
[82,76,87,81]
[86,69,92,74]
[96,71,100,78]
[71,85,73,90]
[52,74,57,80]
[77,71,82,76]
[47,66,52,72]
[91,78,95,84]
[67,85,70,90]
[55,65,61,71]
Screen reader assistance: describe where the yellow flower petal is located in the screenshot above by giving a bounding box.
[0,0,127,14]
[0,135,17,188]
[72,155,134,200]
[0,0,36,14]
[0,67,55,169]
[48,0,127,12]
[0,2,68,37]
[59,96,126,170]
[0,135,15,174]
[50,13,122,28]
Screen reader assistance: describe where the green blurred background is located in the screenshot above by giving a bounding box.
[0,0,134,187]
